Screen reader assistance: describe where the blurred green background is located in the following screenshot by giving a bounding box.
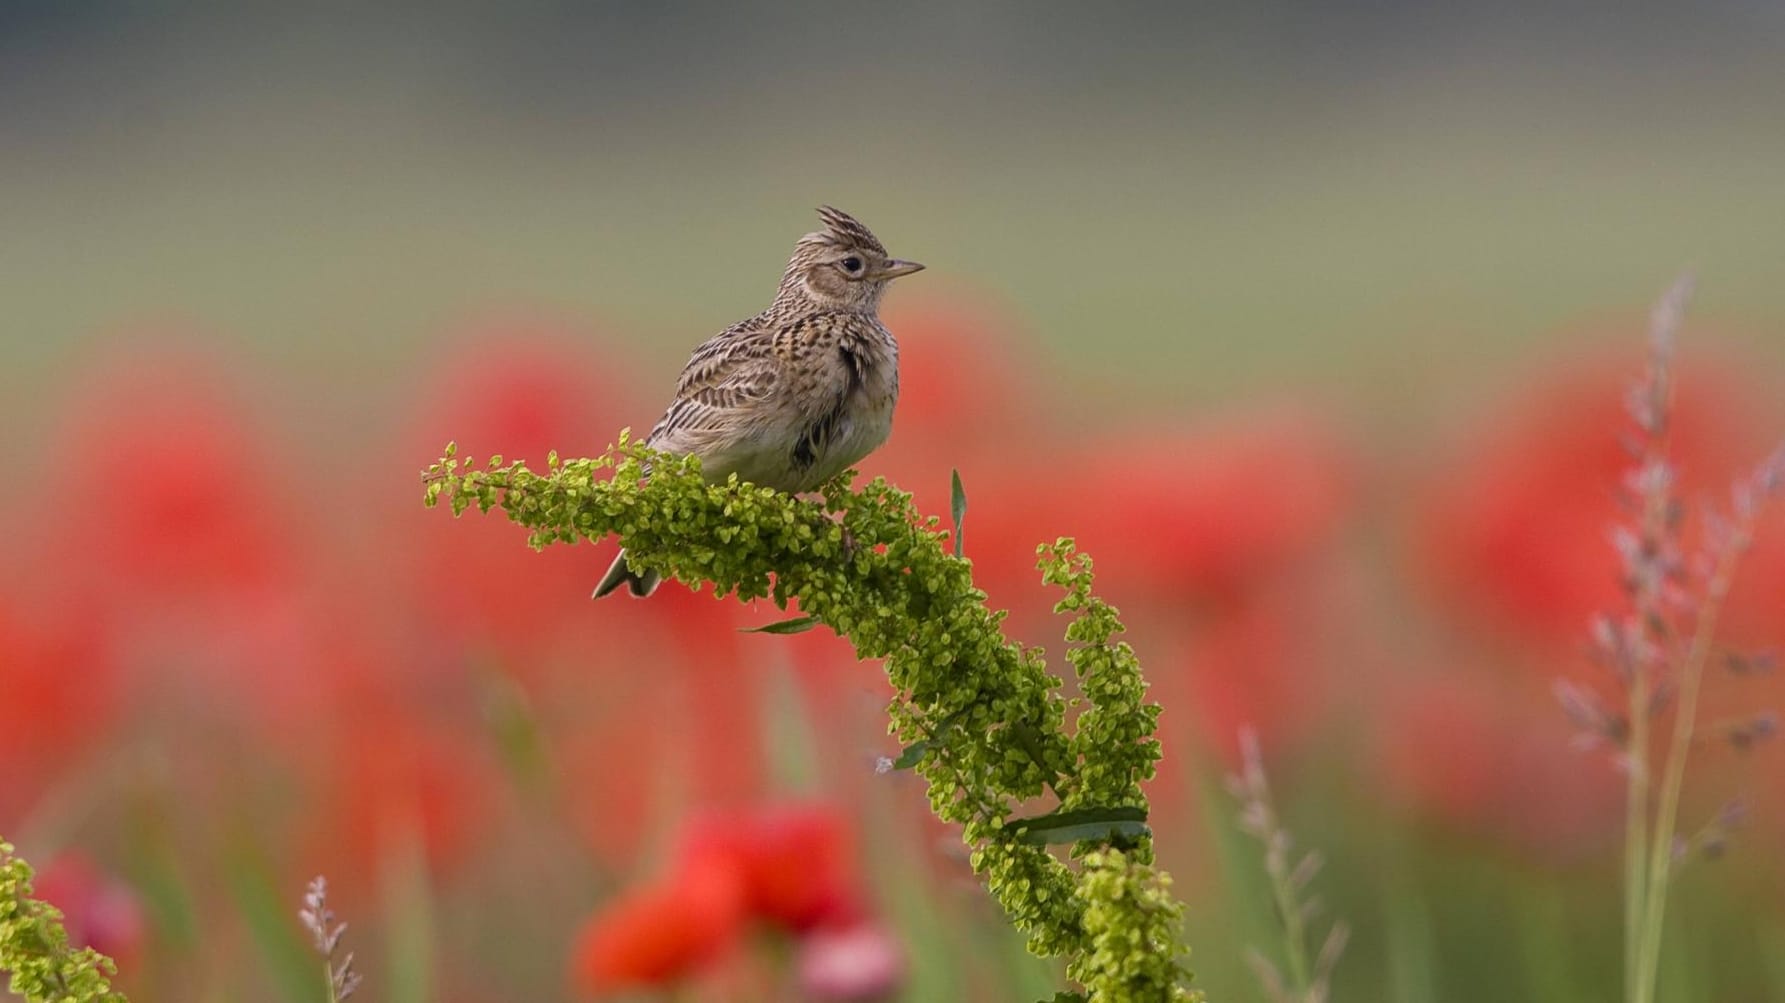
[4,5,1784,1003]
[5,3,1784,437]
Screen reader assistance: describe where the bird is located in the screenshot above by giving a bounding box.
[593,206,925,599]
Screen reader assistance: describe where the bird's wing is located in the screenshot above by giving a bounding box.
[646,316,783,444]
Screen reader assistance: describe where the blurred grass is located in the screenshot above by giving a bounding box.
[6,77,1785,454]
[380,830,435,1003]
[224,829,324,1003]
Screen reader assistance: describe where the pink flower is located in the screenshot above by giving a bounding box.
[32,853,146,971]
[797,923,906,1002]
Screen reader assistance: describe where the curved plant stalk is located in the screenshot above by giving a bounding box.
[424,439,1200,1002]
[1227,730,1347,1003]
[1556,277,1785,1003]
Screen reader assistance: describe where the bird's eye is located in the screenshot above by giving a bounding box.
[841,256,863,274]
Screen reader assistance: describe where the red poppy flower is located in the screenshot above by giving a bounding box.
[676,802,863,933]
[303,709,499,891]
[1151,589,1332,777]
[34,343,298,608]
[393,318,641,665]
[960,408,1350,617]
[1721,490,1785,651]
[1067,410,1351,606]
[867,297,1044,514]
[570,855,746,994]
[557,700,675,869]
[0,596,118,824]
[1413,345,1774,650]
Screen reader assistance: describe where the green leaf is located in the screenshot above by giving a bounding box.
[1011,805,1150,846]
[479,667,550,797]
[381,825,435,1003]
[123,801,199,954]
[762,664,821,792]
[951,468,968,557]
[887,740,930,771]
[739,614,820,635]
[1009,722,1061,783]
[222,835,325,1003]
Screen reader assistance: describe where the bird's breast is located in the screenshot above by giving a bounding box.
[776,329,896,490]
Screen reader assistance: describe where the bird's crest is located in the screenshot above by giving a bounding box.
[800,206,886,255]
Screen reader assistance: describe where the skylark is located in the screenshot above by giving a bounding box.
[593,207,924,599]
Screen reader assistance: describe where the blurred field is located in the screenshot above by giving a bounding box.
[3,6,1784,1002]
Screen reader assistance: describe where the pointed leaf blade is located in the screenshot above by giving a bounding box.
[951,469,968,557]
[1011,805,1151,846]
[739,614,821,635]
[889,740,930,771]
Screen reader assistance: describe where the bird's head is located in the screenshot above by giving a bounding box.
[774,206,924,313]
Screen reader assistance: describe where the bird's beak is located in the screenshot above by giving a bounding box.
[876,259,925,280]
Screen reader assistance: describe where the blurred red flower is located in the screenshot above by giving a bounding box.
[1150,589,1333,776]
[0,597,118,824]
[570,800,872,995]
[961,407,1351,618]
[866,298,1044,512]
[393,318,784,875]
[1376,673,1623,859]
[571,854,746,995]
[393,319,641,670]
[557,700,676,868]
[1721,487,1785,652]
[304,709,499,891]
[1413,346,1774,651]
[1068,410,1351,607]
[31,852,146,972]
[36,344,297,609]
[677,802,862,933]
[778,623,895,763]
[19,342,367,738]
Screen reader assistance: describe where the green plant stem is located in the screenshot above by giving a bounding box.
[1623,350,1675,1003]
[1623,660,1651,1003]
[1631,536,1745,1003]
[1268,865,1311,994]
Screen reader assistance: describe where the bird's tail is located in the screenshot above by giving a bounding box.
[592,548,662,599]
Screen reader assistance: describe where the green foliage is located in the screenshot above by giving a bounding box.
[424,438,1200,1002]
[0,840,129,1003]
[1012,806,1151,847]
[1076,850,1190,1001]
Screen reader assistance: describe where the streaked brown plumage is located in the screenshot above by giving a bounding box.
[594,207,924,599]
